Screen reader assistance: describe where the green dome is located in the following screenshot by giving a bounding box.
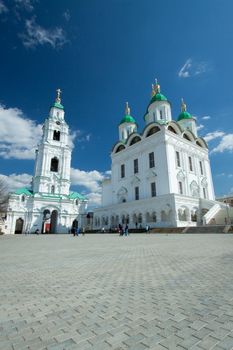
[119,114,136,125]
[53,102,64,110]
[177,111,193,121]
[150,93,167,103]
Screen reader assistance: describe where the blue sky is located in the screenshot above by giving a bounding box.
[0,0,233,206]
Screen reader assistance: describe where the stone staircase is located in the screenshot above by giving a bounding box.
[150,225,233,234]
[183,225,232,234]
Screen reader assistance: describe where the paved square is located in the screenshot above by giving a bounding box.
[1,234,233,350]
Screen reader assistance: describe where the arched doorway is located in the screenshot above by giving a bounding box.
[15,218,24,234]
[42,209,51,233]
[50,210,58,233]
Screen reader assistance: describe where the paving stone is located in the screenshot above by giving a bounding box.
[1,234,233,350]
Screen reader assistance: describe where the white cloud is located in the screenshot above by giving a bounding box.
[70,168,111,207]
[15,0,34,12]
[63,9,70,22]
[178,58,209,78]
[20,17,67,49]
[211,134,233,154]
[85,192,102,207]
[0,173,32,191]
[204,131,225,142]
[71,168,105,193]
[178,58,192,78]
[197,124,204,131]
[0,104,42,159]
[0,0,8,14]
[202,116,211,120]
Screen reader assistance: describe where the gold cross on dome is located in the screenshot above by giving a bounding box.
[56,88,62,103]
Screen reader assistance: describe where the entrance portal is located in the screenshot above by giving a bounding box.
[42,209,51,233]
[50,210,58,233]
[15,218,24,234]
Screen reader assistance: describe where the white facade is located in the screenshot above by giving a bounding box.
[5,90,87,234]
[94,82,218,229]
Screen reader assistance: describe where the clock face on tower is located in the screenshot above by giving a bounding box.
[56,121,61,125]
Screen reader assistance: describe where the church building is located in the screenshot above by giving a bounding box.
[5,90,87,234]
[93,80,223,229]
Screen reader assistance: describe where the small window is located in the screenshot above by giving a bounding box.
[149,152,155,168]
[178,181,183,194]
[21,195,25,202]
[121,164,125,178]
[135,186,139,200]
[188,156,193,172]
[203,188,206,199]
[57,112,59,118]
[176,151,181,167]
[151,182,156,197]
[160,110,163,120]
[53,130,60,141]
[50,157,59,172]
[199,161,203,175]
[134,159,138,174]
[51,185,55,194]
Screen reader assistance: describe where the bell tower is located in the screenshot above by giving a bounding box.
[32,89,71,196]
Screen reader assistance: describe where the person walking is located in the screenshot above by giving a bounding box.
[124,224,129,236]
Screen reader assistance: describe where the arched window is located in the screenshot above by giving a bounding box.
[115,145,125,153]
[146,126,160,137]
[51,185,55,194]
[129,136,141,146]
[168,126,177,134]
[183,133,191,141]
[50,157,59,172]
[21,195,25,202]
[53,130,60,141]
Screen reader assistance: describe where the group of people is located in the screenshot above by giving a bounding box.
[118,224,129,236]
[71,227,85,236]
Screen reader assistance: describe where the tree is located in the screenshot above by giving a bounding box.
[0,176,9,213]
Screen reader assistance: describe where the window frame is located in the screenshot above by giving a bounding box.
[176,151,181,167]
[120,164,125,178]
[135,186,139,200]
[151,182,156,197]
[188,156,193,172]
[134,158,139,174]
[178,181,183,195]
[149,152,155,168]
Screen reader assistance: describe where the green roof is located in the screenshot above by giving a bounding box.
[68,192,86,200]
[119,114,136,125]
[53,102,64,110]
[150,93,167,103]
[177,111,193,121]
[14,188,33,196]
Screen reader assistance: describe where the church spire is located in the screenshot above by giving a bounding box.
[154,78,161,94]
[181,98,187,112]
[56,88,62,104]
[125,101,130,115]
[151,84,156,97]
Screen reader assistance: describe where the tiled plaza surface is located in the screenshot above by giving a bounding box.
[1,234,233,350]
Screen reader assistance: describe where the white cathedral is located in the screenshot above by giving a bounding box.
[93,80,227,229]
[5,90,87,234]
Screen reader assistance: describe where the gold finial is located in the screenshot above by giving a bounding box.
[181,98,186,112]
[56,88,62,103]
[125,101,130,115]
[151,84,156,97]
[154,78,160,93]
